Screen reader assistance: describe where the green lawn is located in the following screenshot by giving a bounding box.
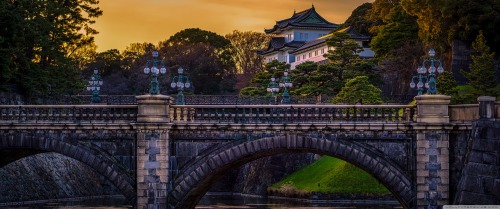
[269,156,390,194]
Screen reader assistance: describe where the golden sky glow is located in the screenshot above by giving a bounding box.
[92,0,373,52]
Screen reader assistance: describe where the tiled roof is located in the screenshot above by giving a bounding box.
[290,37,327,54]
[337,26,370,40]
[257,37,305,55]
[290,27,371,54]
[265,6,338,34]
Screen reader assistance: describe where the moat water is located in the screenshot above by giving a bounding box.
[0,194,402,209]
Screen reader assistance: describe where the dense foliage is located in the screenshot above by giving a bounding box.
[324,32,364,81]
[289,62,339,98]
[225,31,270,91]
[332,76,383,104]
[159,28,237,95]
[401,0,500,52]
[444,32,500,103]
[0,0,102,99]
[239,60,290,96]
[1,0,499,105]
[340,3,374,36]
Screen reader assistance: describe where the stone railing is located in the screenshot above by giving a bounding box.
[170,104,416,124]
[0,105,138,123]
[496,102,500,118]
[0,96,494,124]
[448,97,499,122]
[449,104,479,122]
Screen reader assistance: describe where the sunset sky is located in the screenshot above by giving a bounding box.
[92,0,373,52]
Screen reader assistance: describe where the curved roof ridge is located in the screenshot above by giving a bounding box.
[265,6,338,34]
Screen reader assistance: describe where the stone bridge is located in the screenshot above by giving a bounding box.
[0,95,498,209]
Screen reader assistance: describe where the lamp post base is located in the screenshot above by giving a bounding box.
[176,91,185,105]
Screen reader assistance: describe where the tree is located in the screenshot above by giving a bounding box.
[324,31,364,81]
[369,4,419,58]
[378,43,425,96]
[289,61,340,98]
[225,30,270,75]
[400,0,451,51]
[159,28,237,95]
[225,31,270,92]
[341,3,374,36]
[436,71,457,96]
[401,0,500,53]
[462,31,497,95]
[239,60,290,96]
[444,32,499,104]
[119,43,156,95]
[332,76,383,104]
[0,0,102,99]
[365,0,425,97]
[448,0,500,53]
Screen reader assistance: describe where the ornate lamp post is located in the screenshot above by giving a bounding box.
[266,76,280,104]
[170,67,191,105]
[86,68,103,103]
[410,48,444,95]
[279,70,293,104]
[143,50,167,95]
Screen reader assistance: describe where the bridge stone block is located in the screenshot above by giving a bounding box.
[136,95,170,123]
[196,166,206,177]
[415,95,451,123]
[303,137,312,149]
[323,140,332,152]
[146,147,160,155]
[245,141,255,154]
[349,149,360,162]
[219,151,230,164]
[478,96,496,119]
[384,170,396,184]
[336,144,347,156]
[109,171,118,181]
[231,147,242,159]
[190,170,200,182]
[200,162,212,175]
[264,138,273,149]
[275,136,283,148]
[237,144,248,157]
[394,180,408,195]
[208,157,220,171]
[144,162,160,169]
[310,138,319,150]
[254,139,264,151]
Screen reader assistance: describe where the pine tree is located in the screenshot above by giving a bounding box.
[462,31,497,95]
[332,76,382,104]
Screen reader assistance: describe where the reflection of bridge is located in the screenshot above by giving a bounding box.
[0,95,498,209]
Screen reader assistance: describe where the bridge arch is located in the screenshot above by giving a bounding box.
[0,136,136,202]
[170,135,414,209]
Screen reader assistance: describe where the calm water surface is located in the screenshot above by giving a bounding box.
[197,194,403,209]
[1,194,402,209]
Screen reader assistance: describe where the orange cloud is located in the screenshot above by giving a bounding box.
[92,0,373,52]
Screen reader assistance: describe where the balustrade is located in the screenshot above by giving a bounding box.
[0,104,422,124]
[171,104,416,123]
[0,105,138,123]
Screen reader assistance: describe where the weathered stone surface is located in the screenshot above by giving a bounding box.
[0,153,120,202]
[454,120,500,205]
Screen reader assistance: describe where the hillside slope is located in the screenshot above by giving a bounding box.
[269,156,390,195]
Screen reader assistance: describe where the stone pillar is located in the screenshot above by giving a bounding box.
[135,95,171,209]
[414,95,451,209]
[478,96,496,119]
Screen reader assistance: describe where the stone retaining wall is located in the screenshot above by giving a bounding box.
[0,153,120,203]
[454,120,500,204]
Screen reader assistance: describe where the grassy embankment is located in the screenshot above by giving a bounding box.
[268,156,391,197]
